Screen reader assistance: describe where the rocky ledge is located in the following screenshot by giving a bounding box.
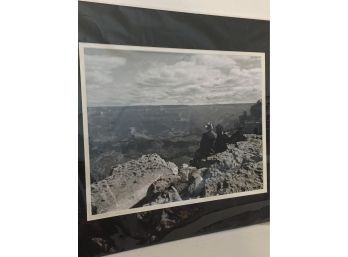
[91,134,264,215]
[91,154,178,214]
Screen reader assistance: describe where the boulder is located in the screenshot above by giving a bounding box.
[187,172,204,197]
[91,154,178,214]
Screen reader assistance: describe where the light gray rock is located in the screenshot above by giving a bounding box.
[167,161,179,175]
[187,172,205,197]
[91,154,178,214]
[204,135,264,196]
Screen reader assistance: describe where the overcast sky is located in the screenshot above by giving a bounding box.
[83,48,263,107]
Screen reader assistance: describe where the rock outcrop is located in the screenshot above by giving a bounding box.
[204,134,263,196]
[91,154,178,214]
[91,135,264,215]
[134,134,264,238]
[138,134,264,207]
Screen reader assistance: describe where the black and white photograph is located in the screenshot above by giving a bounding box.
[79,43,267,220]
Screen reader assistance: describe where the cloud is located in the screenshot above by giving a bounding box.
[85,54,126,86]
[84,50,263,106]
[134,54,262,105]
[192,54,237,68]
[85,55,127,71]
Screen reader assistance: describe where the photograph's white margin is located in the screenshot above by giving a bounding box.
[79,42,268,221]
[79,45,93,220]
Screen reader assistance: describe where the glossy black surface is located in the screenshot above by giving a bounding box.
[78,2,270,256]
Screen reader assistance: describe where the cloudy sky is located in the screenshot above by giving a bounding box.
[83,48,263,107]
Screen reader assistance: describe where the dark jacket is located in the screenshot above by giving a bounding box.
[214,133,230,153]
[198,130,217,157]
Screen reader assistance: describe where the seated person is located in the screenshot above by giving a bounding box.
[214,124,231,153]
[214,125,247,153]
[192,122,217,164]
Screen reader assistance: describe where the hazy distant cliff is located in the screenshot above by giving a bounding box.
[87,103,253,182]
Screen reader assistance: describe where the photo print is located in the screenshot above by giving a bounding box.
[79,43,267,220]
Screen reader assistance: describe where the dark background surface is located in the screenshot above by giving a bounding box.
[78,2,269,256]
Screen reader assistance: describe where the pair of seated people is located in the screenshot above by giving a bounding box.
[192,122,245,165]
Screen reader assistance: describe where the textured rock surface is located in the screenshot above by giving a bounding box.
[91,135,264,215]
[91,154,178,214]
[134,134,264,238]
[140,134,264,206]
[204,134,263,196]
